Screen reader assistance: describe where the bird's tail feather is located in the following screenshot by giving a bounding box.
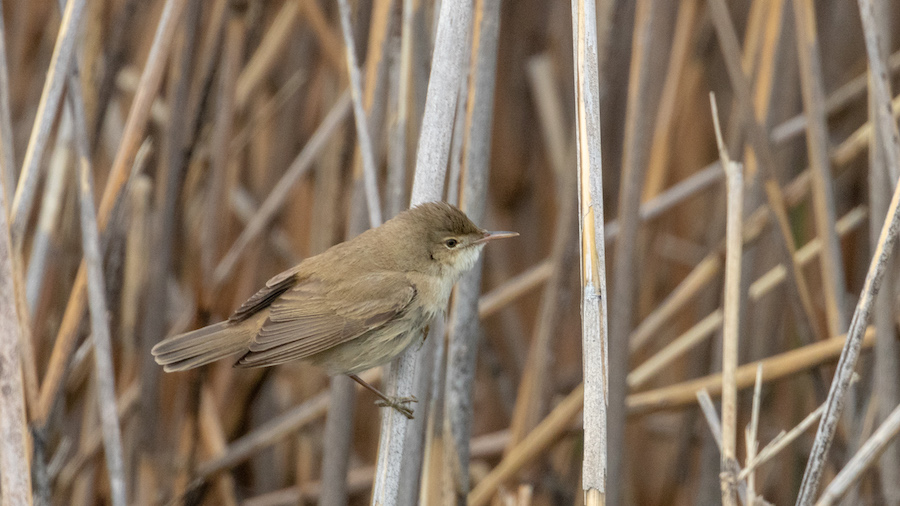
[152,321,251,372]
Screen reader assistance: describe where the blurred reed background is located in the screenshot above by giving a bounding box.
[1,0,899,504]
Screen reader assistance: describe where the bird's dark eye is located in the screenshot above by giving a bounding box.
[445,238,459,248]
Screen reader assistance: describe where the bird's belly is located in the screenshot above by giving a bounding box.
[308,308,433,375]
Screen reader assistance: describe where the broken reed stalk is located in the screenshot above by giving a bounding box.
[469,326,875,506]
[740,403,825,481]
[796,0,900,502]
[695,389,748,504]
[372,1,473,504]
[628,205,868,390]
[572,0,609,502]
[745,365,763,504]
[711,92,743,506]
[708,0,828,345]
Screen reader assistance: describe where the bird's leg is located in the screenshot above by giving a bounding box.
[348,374,417,419]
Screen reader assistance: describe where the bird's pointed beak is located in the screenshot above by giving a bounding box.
[474,230,519,245]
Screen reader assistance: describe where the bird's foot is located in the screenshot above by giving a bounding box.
[375,395,418,419]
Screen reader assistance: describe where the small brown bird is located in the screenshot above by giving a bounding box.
[152,202,516,418]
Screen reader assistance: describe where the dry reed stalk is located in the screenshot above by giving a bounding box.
[234,0,300,110]
[35,0,189,427]
[139,0,201,460]
[773,47,900,141]
[0,5,14,210]
[696,389,723,451]
[628,206,868,390]
[386,0,414,219]
[337,0,383,228]
[201,4,245,301]
[469,328,872,505]
[628,328,875,415]
[55,382,140,492]
[212,92,350,286]
[708,0,827,345]
[468,383,585,506]
[863,2,900,501]
[323,2,397,502]
[120,175,151,381]
[297,0,345,71]
[711,93,743,506]
[732,0,783,181]
[745,365,763,504]
[791,0,848,336]
[572,0,609,502]
[372,1,473,504]
[198,387,238,506]
[506,56,576,462]
[24,114,73,312]
[10,0,85,243]
[0,152,32,506]
[443,0,500,501]
[642,0,698,199]
[318,180,371,506]
[796,1,900,502]
[815,403,900,506]
[606,1,657,500]
[70,75,127,504]
[630,85,881,356]
[739,403,825,482]
[696,389,750,504]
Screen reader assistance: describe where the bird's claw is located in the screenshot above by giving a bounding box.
[375,395,418,419]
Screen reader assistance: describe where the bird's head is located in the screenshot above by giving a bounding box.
[395,202,518,280]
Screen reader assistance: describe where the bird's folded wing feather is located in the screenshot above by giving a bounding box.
[236,272,416,367]
[228,264,304,323]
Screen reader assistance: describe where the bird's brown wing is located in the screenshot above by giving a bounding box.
[228,264,304,323]
[235,272,416,367]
